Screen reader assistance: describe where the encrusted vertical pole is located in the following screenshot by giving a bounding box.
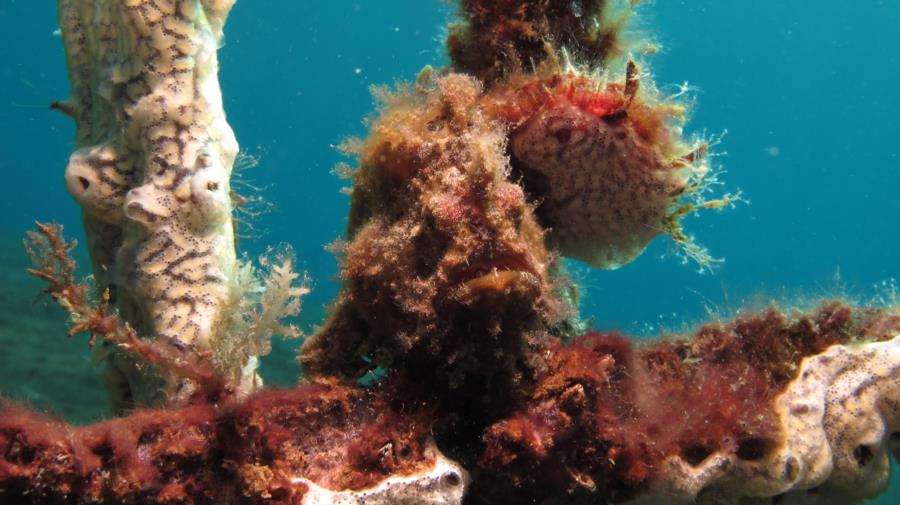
[56,0,242,407]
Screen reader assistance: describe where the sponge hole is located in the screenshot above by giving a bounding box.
[853,444,874,467]
[442,471,462,487]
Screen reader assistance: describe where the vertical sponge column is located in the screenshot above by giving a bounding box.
[57,0,239,406]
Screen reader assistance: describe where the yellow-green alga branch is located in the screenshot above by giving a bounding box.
[56,0,242,407]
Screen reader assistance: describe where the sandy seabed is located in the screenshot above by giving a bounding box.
[0,233,108,424]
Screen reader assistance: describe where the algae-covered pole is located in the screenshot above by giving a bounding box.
[55,0,247,407]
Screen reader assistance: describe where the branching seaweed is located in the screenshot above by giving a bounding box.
[663,135,745,272]
[231,150,274,241]
[24,222,220,387]
[213,246,309,385]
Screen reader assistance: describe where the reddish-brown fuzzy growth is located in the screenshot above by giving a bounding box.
[447,0,632,82]
[300,74,569,406]
[0,381,435,504]
[3,302,895,504]
[478,302,899,502]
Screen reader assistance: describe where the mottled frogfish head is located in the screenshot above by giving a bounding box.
[330,74,563,377]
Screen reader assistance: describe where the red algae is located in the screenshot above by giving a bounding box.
[0,381,437,504]
[477,302,898,502]
[6,227,900,505]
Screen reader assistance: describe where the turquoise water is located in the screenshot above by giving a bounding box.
[0,1,897,502]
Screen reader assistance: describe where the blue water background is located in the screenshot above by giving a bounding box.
[0,1,897,501]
